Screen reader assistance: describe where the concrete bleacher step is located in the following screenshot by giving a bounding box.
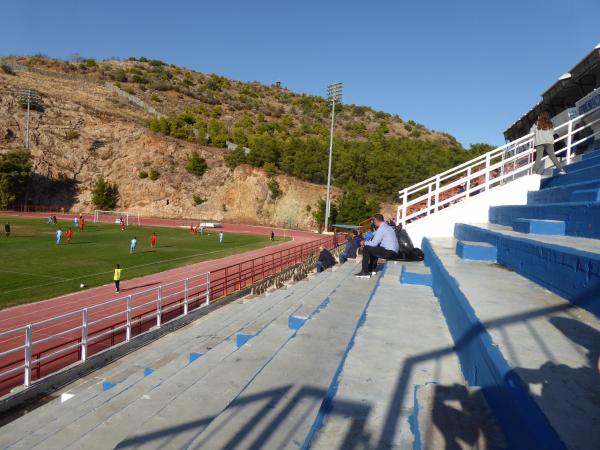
[423,237,600,450]
[411,383,506,450]
[490,202,600,238]
[0,265,352,448]
[552,152,600,175]
[527,179,600,204]
[143,263,378,450]
[540,164,600,189]
[454,222,600,319]
[512,218,566,235]
[7,262,360,449]
[0,274,328,447]
[581,147,600,160]
[456,240,497,261]
[571,188,600,202]
[310,262,469,449]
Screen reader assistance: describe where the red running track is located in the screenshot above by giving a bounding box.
[0,212,331,395]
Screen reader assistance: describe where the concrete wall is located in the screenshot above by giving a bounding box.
[406,175,541,247]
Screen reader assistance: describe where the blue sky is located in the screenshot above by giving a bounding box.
[1,0,598,146]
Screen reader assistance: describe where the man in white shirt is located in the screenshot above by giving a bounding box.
[355,214,399,278]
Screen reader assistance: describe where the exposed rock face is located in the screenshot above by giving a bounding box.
[0,69,344,229]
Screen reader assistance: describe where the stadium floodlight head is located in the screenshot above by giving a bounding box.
[15,87,40,149]
[327,82,343,104]
[324,81,343,231]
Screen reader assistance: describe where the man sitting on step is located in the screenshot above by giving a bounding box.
[355,214,399,278]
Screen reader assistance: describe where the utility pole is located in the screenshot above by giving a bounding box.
[325,82,342,232]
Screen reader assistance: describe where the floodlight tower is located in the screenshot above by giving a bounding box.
[16,87,40,149]
[325,81,342,231]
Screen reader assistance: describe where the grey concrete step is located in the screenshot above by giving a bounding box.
[0,274,325,447]
[174,263,379,450]
[427,238,600,450]
[74,263,361,449]
[9,262,358,449]
[311,261,465,449]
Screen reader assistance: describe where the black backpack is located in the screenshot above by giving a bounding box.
[393,225,424,261]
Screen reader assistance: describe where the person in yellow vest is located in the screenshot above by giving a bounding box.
[114,264,122,293]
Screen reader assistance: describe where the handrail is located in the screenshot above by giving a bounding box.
[397,105,600,226]
[0,234,336,393]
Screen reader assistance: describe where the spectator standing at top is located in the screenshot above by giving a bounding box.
[355,214,399,278]
[4,223,10,237]
[340,230,362,264]
[113,264,122,293]
[130,237,137,253]
[531,112,566,175]
[316,246,337,273]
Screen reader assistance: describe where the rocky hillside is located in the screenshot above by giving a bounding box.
[0,55,466,228]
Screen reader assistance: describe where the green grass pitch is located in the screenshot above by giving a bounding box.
[0,217,285,309]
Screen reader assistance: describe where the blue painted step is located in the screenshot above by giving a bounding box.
[553,153,600,176]
[454,223,600,319]
[422,238,567,450]
[540,164,600,189]
[582,147,600,160]
[527,179,600,204]
[490,202,600,239]
[456,240,497,261]
[571,188,600,202]
[400,267,432,286]
[513,219,565,235]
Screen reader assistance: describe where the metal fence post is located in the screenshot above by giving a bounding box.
[184,278,189,315]
[157,286,162,328]
[81,308,89,361]
[485,154,491,191]
[566,120,573,165]
[126,295,132,341]
[401,189,408,226]
[434,176,440,211]
[466,167,472,197]
[24,325,32,387]
[426,184,432,215]
[205,274,210,306]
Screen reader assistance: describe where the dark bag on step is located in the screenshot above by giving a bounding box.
[393,225,424,261]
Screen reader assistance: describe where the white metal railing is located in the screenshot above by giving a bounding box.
[396,105,600,226]
[0,272,209,389]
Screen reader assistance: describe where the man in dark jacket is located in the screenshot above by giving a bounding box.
[316,246,337,273]
[340,230,362,264]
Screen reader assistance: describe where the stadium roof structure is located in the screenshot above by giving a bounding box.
[504,43,600,141]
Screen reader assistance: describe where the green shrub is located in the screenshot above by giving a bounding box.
[148,168,160,180]
[110,69,127,82]
[267,177,281,200]
[150,94,162,103]
[124,87,135,95]
[0,150,32,209]
[138,170,148,179]
[92,176,118,209]
[64,130,80,140]
[0,63,15,75]
[193,195,207,206]
[186,151,208,177]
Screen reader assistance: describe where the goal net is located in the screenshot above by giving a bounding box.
[93,210,141,226]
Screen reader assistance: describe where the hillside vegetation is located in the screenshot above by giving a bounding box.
[0,55,492,227]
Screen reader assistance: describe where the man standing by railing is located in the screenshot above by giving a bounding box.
[355,214,399,278]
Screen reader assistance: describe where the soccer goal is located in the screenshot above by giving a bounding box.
[93,210,141,226]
